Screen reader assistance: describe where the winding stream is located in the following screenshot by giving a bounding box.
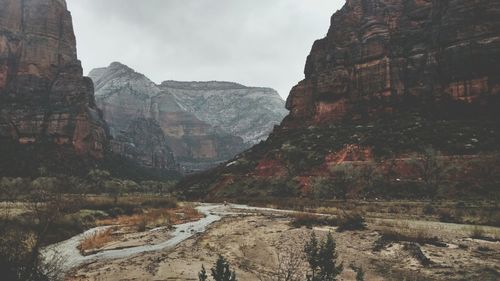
[42,204,227,272]
[42,203,301,273]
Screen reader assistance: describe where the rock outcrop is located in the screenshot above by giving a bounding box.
[89,62,287,172]
[0,0,108,160]
[180,0,500,200]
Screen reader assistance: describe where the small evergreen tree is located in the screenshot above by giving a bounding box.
[211,255,237,281]
[355,266,365,281]
[304,232,343,281]
[304,232,320,279]
[199,265,208,281]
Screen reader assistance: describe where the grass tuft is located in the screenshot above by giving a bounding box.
[78,228,113,255]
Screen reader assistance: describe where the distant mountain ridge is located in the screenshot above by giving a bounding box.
[159,78,287,145]
[160,81,248,90]
[89,62,287,172]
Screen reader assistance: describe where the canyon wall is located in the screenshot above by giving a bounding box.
[0,0,108,160]
[180,0,500,200]
[284,0,500,126]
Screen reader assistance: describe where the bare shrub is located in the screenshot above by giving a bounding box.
[257,242,305,281]
[410,148,451,198]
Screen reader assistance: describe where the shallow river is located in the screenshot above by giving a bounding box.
[41,203,295,273]
[42,204,227,272]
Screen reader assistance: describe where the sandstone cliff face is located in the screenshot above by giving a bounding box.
[89,62,286,172]
[284,0,500,126]
[0,0,107,158]
[181,0,500,199]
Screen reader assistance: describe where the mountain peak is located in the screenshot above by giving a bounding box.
[109,61,133,71]
[88,62,158,95]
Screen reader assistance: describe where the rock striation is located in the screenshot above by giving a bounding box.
[0,0,108,159]
[284,0,500,126]
[180,0,500,199]
[160,80,288,145]
[89,62,287,172]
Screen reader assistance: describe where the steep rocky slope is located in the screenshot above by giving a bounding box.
[180,0,500,200]
[89,63,287,172]
[110,118,177,170]
[0,0,108,174]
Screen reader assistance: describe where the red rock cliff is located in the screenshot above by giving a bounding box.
[0,0,107,158]
[284,0,500,127]
[180,0,500,199]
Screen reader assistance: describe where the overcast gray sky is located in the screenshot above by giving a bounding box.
[67,0,345,99]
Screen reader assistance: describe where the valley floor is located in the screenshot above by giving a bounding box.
[62,204,500,281]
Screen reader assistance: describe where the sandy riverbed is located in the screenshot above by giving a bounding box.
[51,204,499,281]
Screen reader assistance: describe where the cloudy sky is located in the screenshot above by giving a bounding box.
[67,0,345,99]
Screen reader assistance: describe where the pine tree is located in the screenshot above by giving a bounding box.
[355,266,365,281]
[199,265,208,281]
[304,232,320,280]
[211,255,237,281]
[305,232,343,281]
[317,232,343,280]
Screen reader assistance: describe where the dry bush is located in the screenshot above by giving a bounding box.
[373,227,446,251]
[78,228,113,254]
[97,209,170,230]
[289,212,337,228]
[137,217,147,232]
[483,211,500,227]
[337,213,367,232]
[468,226,500,242]
[96,205,202,231]
[437,209,460,223]
[422,204,436,216]
[470,226,486,239]
[177,204,203,221]
[79,195,178,215]
[143,209,172,227]
[374,219,410,229]
[314,207,339,215]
